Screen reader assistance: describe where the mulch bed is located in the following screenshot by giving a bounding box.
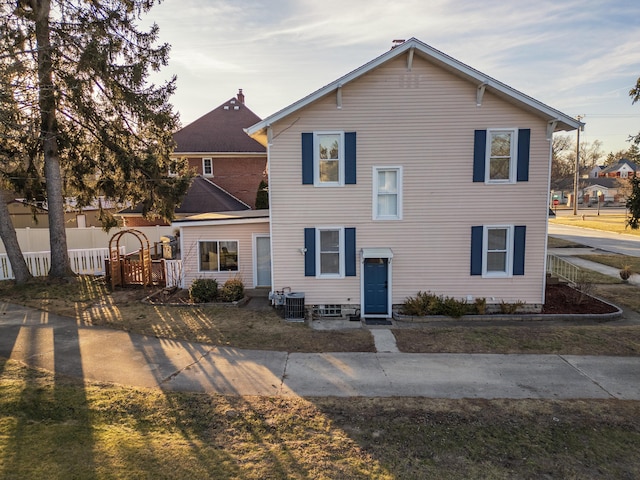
[542,283,618,315]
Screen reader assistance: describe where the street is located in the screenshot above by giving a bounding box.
[548,219,640,257]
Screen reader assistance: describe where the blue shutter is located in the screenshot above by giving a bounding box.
[513,226,526,275]
[302,133,313,185]
[470,226,483,275]
[517,129,530,182]
[473,130,486,182]
[345,132,357,184]
[304,228,316,276]
[345,227,356,276]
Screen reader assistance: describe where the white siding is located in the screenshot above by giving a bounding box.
[180,222,269,288]
[268,54,553,305]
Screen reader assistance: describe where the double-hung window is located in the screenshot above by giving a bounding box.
[473,128,530,183]
[199,240,238,272]
[471,225,526,277]
[314,132,344,186]
[317,228,344,277]
[202,158,213,177]
[373,166,402,220]
[486,129,517,183]
[484,226,512,276]
[304,227,356,277]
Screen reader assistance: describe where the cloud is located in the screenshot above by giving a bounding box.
[147,0,640,151]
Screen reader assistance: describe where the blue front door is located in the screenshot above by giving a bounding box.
[364,259,388,315]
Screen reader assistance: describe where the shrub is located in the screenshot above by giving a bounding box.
[620,265,632,282]
[440,296,468,318]
[474,297,487,315]
[402,291,469,318]
[220,278,245,302]
[189,278,218,303]
[499,300,524,314]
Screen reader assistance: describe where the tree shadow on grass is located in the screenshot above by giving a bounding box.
[0,317,98,479]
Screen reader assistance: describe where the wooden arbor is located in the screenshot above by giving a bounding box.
[108,229,153,288]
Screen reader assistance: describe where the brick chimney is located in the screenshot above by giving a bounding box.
[237,88,245,104]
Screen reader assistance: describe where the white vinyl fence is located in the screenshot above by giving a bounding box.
[164,260,184,288]
[0,247,185,289]
[0,247,124,281]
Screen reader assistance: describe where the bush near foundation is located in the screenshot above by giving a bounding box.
[189,278,218,303]
[220,278,245,302]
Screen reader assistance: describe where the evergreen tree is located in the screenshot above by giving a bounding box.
[2,0,191,279]
[626,176,640,230]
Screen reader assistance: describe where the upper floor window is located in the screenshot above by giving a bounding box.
[473,128,530,184]
[487,129,517,183]
[302,132,356,186]
[314,132,344,186]
[373,166,402,220]
[203,158,213,177]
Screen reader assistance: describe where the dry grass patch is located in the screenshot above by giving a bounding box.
[393,325,640,355]
[547,236,587,248]
[0,277,374,353]
[594,283,640,313]
[0,359,639,479]
[577,253,640,273]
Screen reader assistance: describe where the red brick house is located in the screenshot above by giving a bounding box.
[173,89,267,208]
[117,90,268,227]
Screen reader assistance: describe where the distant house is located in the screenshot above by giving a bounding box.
[179,38,581,315]
[7,196,118,229]
[117,90,267,227]
[589,165,605,178]
[598,158,637,179]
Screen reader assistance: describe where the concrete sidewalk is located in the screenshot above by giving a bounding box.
[0,302,638,400]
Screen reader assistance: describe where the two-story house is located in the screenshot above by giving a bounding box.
[248,38,581,317]
[172,89,267,208]
[178,38,581,316]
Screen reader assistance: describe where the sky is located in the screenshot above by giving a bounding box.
[143,0,640,155]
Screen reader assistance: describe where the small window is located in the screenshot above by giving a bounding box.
[316,228,344,277]
[313,305,342,317]
[203,158,213,177]
[486,129,517,183]
[314,132,344,186]
[199,240,238,272]
[483,226,513,276]
[373,166,402,220]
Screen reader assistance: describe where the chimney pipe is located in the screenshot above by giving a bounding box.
[237,88,245,104]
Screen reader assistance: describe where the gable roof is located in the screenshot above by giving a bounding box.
[601,158,638,174]
[174,91,266,154]
[246,38,583,145]
[118,176,250,216]
[582,177,619,189]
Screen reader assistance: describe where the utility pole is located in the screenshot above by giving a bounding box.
[573,115,584,216]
